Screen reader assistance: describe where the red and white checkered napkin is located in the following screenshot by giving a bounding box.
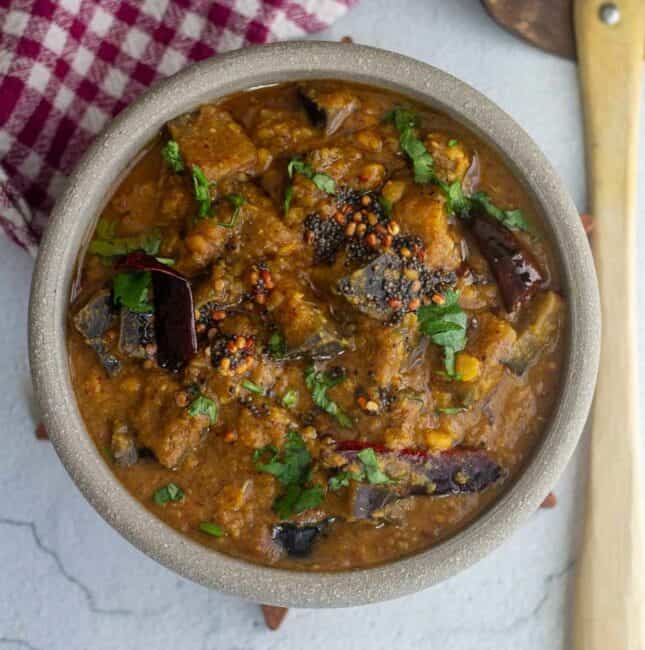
[0,0,357,254]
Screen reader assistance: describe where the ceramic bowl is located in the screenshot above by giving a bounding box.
[29,41,600,607]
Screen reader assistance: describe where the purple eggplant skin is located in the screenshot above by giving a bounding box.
[119,308,155,359]
[73,290,121,376]
[116,252,197,371]
[335,443,502,519]
[297,85,358,136]
[469,212,543,312]
[272,520,332,557]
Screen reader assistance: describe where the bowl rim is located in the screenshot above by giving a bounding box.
[28,40,600,608]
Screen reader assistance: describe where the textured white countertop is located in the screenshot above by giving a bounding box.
[3,1,645,648]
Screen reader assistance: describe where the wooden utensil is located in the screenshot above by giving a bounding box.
[483,0,645,59]
[484,1,645,648]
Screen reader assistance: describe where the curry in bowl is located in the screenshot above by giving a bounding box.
[68,81,565,570]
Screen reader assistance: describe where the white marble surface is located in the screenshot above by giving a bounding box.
[2,1,645,648]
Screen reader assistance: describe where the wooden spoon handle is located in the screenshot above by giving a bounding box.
[573,1,645,648]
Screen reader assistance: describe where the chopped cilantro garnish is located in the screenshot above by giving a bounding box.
[153,483,184,505]
[328,469,363,491]
[254,431,311,485]
[254,430,324,518]
[273,484,324,519]
[436,406,468,415]
[378,195,392,217]
[267,331,286,358]
[304,366,352,428]
[282,389,298,409]
[112,271,153,313]
[284,157,336,215]
[89,219,161,258]
[385,108,527,231]
[161,139,184,173]
[283,185,294,215]
[219,193,245,228]
[385,108,434,183]
[187,393,218,424]
[448,138,459,147]
[191,164,213,219]
[470,191,528,231]
[357,448,391,485]
[241,380,265,395]
[154,256,175,266]
[199,522,225,537]
[417,289,468,378]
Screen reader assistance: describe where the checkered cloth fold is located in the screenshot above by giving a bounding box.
[0,0,356,254]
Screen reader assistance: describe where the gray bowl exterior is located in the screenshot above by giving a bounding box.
[28,41,600,608]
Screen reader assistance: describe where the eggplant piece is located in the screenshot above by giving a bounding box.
[298,84,358,136]
[111,422,138,466]
[468,212,543,312]
[119,308,155,359]
[503,290,565,375]
[116,252,197,372]
[337,252,455,321]
[285,330,346,361]
[335,441,502,519]
[272,519,333,557]
[73,290,121,376]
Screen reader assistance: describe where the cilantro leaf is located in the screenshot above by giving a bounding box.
[191,165,213,219]
[199,522,225,537]
[283,185,294,215]
[153,483,184,505]
[304,366,352,428]
[89,219,161,258]
[282,389,298,409]
[267,331,286,358]
[386,108,434,184]
[328,469,364,491]
[219,193,245,228]
[417,289,468,377]
[241,380,265,395]
[470,191,528,231]
[187,393,218,424]
[357,448,391,484]
[162,140,184,173]
[254,430,325,518]
[113,271,153,313]
[288,158,314,178]
[378,195,392,217]
[254,430,311,486]
[385,110,526,232]
[311,173,336,194]
[384,108,417,132]
[286,157,336,202]
[273,484,324,519]
[436,406,468,415]
[448,139,459,147]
